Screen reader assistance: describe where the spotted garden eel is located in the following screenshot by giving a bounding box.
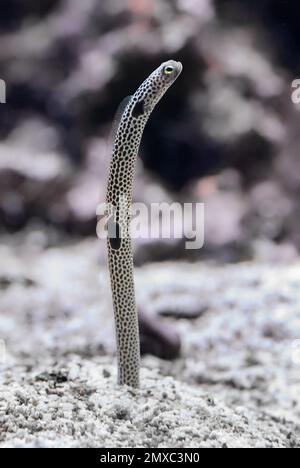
[105,60,182,388]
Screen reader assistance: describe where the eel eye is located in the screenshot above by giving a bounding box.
[163,65,174,75]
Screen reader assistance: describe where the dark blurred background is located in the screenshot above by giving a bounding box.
[1,0,300,263]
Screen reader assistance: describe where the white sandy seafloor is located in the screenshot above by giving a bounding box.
[1,238,300,448]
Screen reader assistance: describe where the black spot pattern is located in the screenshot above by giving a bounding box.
[106,60,182,388]
[108,218,122,251]
[132,100,145,118]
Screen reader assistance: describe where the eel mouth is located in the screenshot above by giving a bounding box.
[176,61,183,74]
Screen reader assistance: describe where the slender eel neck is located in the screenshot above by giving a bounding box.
[106,97,150,211]
[106,60,182,388]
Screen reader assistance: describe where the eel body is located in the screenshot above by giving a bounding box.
[106,60,182,387]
